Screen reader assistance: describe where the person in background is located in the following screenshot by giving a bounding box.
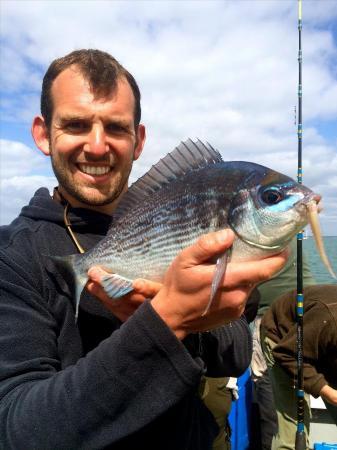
[261,284,337,450]
[250,238,315,449]
[203,289,261,450]
[0,49,287,450]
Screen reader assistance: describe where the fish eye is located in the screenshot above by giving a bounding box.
[261,188,284,205]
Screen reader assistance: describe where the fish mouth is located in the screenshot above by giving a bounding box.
[294,192,322,212]
[306,199,336,279]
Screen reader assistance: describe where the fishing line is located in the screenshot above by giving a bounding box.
[295,1,306,449]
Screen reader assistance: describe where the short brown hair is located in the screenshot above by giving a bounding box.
[41,49,141,130]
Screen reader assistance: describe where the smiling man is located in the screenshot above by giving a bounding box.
[0,49,287,450]
[32,55,145,212]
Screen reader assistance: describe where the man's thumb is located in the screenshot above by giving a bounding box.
[181,229,235,266]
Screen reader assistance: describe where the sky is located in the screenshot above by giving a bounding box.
[0,0,337,235]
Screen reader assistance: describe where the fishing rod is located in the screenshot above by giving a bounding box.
[295,1,306,449]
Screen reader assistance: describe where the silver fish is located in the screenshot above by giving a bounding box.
[54,139,335,319]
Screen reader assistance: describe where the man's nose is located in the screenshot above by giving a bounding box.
[84,124,109,156]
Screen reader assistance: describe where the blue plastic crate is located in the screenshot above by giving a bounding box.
[228,369,253,450]
[314,443,337,450]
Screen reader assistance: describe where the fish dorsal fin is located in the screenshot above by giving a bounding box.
[113,139,223,221]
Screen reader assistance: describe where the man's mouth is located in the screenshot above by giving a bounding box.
[77,164,112,176]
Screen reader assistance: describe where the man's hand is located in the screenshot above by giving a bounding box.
[87,228,287,334]
[87,267,162,322]
[151,229,288,340]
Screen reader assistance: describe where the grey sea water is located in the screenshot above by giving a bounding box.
[303,236,337,284]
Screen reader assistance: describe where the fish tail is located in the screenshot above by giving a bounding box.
[50,254,87,321]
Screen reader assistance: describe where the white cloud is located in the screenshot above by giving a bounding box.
[0,175,57,225]
[0,139,56,224]
[0,139,50,177]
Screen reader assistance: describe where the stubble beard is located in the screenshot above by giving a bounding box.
[51,154,132,207]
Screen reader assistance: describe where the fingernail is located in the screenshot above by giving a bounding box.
[133,279,145,290]
[88,267,102,277]
[217,229,232,242]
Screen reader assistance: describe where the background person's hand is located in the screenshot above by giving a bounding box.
[320,384,337,406]
[151,229,288,340]
[86,267,162,322]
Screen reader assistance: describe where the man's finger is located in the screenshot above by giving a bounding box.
[223,250,289,287]
[87,266,107,283]
[179,229,235,267]
[132,278,162,297]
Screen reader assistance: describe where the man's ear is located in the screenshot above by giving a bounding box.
[133,124,146,161]
[31,116,51,156]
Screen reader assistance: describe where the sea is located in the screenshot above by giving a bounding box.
[303,236,337,284]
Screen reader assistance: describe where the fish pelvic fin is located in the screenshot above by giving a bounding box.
[202,249,231,317]
[50,254,87,322]
[100,273,134,299]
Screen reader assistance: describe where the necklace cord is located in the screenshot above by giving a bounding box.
[63,203,86,254]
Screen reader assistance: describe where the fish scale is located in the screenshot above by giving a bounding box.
[52,138,332,320]
[109,186,225,259]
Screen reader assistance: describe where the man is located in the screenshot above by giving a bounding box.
[0,49,287,449]
[261,284,337,450]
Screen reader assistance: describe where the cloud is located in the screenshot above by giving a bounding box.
[0,139,50,177]
[0,175,57,225]
[0,139,56,224]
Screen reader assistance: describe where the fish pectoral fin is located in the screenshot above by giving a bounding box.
[202,249,231,317]
[100,273,134,299]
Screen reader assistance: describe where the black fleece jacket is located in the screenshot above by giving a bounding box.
[0,188,252,450]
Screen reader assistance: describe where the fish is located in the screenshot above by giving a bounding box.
[53,139,335,319]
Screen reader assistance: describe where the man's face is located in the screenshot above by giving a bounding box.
[42,67,145,212]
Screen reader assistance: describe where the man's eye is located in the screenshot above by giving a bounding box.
[105,123,129,134]
[65,121,89,132]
